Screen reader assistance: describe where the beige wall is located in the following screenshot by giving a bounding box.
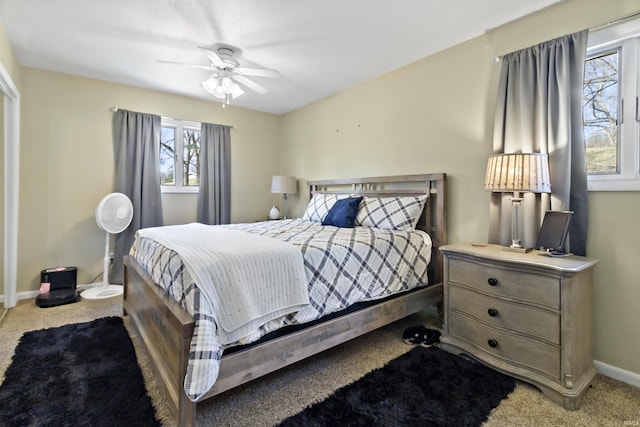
[18,68,281,289]
[280,34,495,242]
[0,21,21,86]
[280,0,640,378]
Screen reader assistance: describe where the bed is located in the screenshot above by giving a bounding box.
[123,173,447,426]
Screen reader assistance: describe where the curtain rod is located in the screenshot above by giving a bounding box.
[590,11,640,32]
[110,107,237,130]
[490,11,640,62]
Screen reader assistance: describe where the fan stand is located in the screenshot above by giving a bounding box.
[81,232,123,300]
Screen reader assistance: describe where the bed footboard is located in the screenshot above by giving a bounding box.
[125,254,443,426]
[205,283,443,399]
[124,256,195,425]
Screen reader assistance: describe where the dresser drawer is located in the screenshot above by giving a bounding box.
[448,257,560,309]
[448,284,560,344]
[448,312,560,380]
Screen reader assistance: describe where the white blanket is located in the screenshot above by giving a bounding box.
[136,223,309,344]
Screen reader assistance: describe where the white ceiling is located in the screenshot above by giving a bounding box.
[0,0,563,115]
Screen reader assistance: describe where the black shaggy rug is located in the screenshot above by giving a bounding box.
[278,346,515,427]
[0,317,160,427]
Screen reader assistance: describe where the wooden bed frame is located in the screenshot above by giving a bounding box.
[124,173,447,426]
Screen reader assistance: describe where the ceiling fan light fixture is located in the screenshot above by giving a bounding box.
[231,83,244,99]
[221,77,235,93]
[201,77,219,94]
[201,75,244,105]
[212,84,226,99]
[201,77,226,100]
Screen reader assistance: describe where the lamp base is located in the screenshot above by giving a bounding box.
[500,245,532,253]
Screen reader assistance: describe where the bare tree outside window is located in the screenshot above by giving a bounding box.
[183,129,201,186]
[160,127,176,185]
[583,50,619,174]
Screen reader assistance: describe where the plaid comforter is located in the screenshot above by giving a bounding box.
[129,219,432,401]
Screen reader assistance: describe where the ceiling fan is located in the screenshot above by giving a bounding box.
[159,45,280,107]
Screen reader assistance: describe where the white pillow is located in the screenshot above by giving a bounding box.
[302,193,349,222]
[355,195,428,231]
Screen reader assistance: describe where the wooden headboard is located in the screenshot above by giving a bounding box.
[306,173,447,284]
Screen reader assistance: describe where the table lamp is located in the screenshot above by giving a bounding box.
[485,153,551,252]
[271,175,297,219]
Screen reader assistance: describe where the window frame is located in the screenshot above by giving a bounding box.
[586,20,640,191]
[160,117,202,194]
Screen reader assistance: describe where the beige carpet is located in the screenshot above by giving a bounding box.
[2,297,639,426]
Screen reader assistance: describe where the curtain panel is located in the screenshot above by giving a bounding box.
[489,30,589,255]
[197,123,231,225]
[111,109,164,284]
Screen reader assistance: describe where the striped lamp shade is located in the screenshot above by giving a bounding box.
[485,153,551,194]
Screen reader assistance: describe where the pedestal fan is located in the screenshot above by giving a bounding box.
[81,192,133,300]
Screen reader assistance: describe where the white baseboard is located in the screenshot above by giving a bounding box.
[1,290,40,305]
[595,359,640,389]
[1,283,109,305]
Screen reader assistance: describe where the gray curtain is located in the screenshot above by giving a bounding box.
[489,30,589,255]
[197,123,231,224]
[111,109,164,284]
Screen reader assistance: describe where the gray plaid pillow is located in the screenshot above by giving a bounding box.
[302,193,349,222]
[355,195,428,231]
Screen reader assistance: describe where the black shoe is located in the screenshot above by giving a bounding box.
[403,325,441,347]
[420,329,441,347]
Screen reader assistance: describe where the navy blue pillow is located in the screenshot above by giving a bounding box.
[322,197,363,228]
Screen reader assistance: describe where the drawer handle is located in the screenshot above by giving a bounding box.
[487,278,498,286]
[488,308,498,317]
[488,339,498,348]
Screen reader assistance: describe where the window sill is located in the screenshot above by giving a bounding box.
[161,186,199,194]
[587,178,640,192]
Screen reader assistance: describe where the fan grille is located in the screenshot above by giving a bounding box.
[95,193,133,234]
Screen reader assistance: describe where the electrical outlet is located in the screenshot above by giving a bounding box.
[109,252,114,262]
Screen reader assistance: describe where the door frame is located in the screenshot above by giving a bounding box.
[0,61,20,308]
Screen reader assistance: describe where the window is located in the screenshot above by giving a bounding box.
[160,118,201,193]
[585,20,640,191]
[584,49,619,174]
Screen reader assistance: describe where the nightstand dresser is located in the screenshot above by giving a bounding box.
[439,243,598,410]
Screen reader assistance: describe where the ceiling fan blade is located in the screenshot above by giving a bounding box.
[157,60,213,70]
[232,74,268,94]
[198,46,226,68]
[235,67,280,78]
